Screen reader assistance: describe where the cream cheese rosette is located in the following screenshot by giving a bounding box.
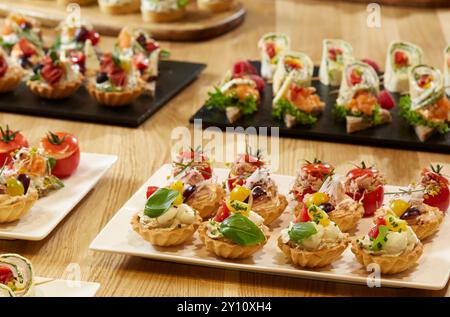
[384,41,422,93]
[399,64,450,141]
[319,39,353,86]
[257,33,290,81]
[335,61,391,133]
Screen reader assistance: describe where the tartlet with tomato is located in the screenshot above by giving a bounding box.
[168,148,224,219]
[131,187,202,247]
[87,52,144,107]
[296,179,364,233]
[0,167,38,223]
[10,37,43,74]
[351,214,423,274]
[27,51,83,99]
[0,48,23,93]
[40,132,80,179]
[226,150,288,225]
[10,147,64,198]
[199,199,269,259]
[272,52,324,128]
[344,162,385,217]
[335,61,392,133]
[0,13,42,54]
[278,204,349,268]
[205,61,264,123]
[0,126,28,167]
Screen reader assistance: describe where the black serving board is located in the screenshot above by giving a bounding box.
[190,62,450,154]
[0,60,206,127]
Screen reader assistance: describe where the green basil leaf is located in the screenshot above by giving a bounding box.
[288,222,317,244]
[371,225,389,251]
[144,188,179,218]
[219,214,265,246]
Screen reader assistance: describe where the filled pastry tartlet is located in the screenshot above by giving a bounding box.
[335,61,392,133]
[0,13,42,53]
[40,131,80,179]
[167,148,224,219]
[351,214,423,274]
[399,64,449,142]
[0,254,34,297]
[10,147,64,198]
[131,187,202,247]
[272,52,324,128]
[10,38,43,73]
[0,48,23,93]
[205,75,261,123]
[0,168,38,223]
[295,177,364,232]
[319,39,353,86]
[278,204,349,268]
[344,162,385,217]
[226,150,287,224]
[87,52,144,106]
[199,200,268,259]
[141,0,189,22]
[27,51,82,99]
[420,164,449,213]
[99,0,141,14]
[0,125,29,167]
[198,0,234,12]
[56,20,100,76]
[257,33,290,81]
[384,41,422,93]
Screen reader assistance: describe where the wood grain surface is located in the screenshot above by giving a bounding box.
[0,0,247,41]
[1,0,450,297]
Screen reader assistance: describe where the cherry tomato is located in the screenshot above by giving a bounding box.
[349,185,384,217]
[302,161,334,180]
[295,205,311,223]
[146,186,159,199]
[394,50,409,67]
[18,38,36,57]
[232,60,257,77]
[199,166,212,180]
[265,42,276,59]
[294,187,315,203]
[87,31,100,46]
[378,90,396,110]
[346,165,380,181]
[227,176,245,191]
[368,225,379,239]
[0,267,13,285]
[0,125,28,166]
[40,132,80,179]
[214,201,231,222]
[40,56,64,86]
[424,186,449,213]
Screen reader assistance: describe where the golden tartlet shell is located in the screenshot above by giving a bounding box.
[141,8,186,23]
[87,84,144,107]
[0,188,39,223]
[185,183,225,219]
[253,194,288,225]
[131,213,201,247]
[278,235,349,268]
[0,66,23,93]
[351,239,423,274]
[198,222,268,259]
[27,78,82,99]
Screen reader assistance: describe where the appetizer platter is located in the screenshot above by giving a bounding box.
[191,35,450,153]
[0,253,100,297]
[0,14,206,127]
[90,151,450,290]
[0,126,117,240]
[0,0,246,41]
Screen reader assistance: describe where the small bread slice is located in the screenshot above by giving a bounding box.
[284,114,296,128]
[346,109,392,133]
[226,106,242,123]
[414,125,435,142]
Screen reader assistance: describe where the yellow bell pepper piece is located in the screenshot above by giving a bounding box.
[307,205,331,227]
[305,192,330,207]
[390,199,410,217]
[384,215,407,232]
[170,181,184,194]
[230,185,251,202]
[173,193,184,206]
[226,198,250,216]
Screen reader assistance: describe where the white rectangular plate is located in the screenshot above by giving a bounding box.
[0,153,117,241]
[34,277,100,297]
[90,165,450,290]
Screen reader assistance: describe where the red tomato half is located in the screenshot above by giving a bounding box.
[347,185,384,217]
[40,132,80,179]
[214,201,230,222]
[295,205,311,223]
[0,126,28,166]
[424,186,449,213]
[301,161,334,180]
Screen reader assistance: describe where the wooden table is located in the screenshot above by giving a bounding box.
[1,0,450,297]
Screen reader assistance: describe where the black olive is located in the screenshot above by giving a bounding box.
[400,207,421,220]
[96,72,108,84]
[318,203,335,213]
[17,174,30,195]
[136,34,147,48]
[183,185,196,200]
[252,186,266,199]
[19,56,31,68]
[33,63,43,74]
[74,26,89,42]
[20,21,31,31]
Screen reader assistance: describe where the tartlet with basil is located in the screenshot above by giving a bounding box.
[131,187,202,247]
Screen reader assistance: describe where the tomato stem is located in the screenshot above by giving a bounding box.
[47,131,66,145]
[0,125,19,143]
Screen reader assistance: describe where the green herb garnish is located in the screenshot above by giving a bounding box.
[205,87,258,116]
[288,222,317,244]
[219,214,265,246]
[144,188,180,218]
[272,99,318,125]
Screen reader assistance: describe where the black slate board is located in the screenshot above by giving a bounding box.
[190,62,450,154]
[0,60,206,127]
